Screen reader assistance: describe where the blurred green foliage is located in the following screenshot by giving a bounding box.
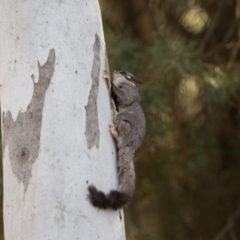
[103,0,240,237]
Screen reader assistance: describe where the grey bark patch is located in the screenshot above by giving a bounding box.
[85,34,100,149]
[2,49,56,192]
[105,49,109,71]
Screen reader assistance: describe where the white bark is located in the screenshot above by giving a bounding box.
[0,1,126,240]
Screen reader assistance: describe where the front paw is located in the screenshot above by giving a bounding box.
[109,123,118,138]
[104,70,110,79]
[109,122,115,131]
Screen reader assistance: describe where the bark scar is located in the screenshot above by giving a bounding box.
[2,49,56,192]
[85,34,100,149]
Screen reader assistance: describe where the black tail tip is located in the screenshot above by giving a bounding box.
[88,185,109,209]
[88,185,131,210]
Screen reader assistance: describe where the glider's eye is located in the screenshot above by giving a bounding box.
[119,71,126,75]
[126,75,131,80]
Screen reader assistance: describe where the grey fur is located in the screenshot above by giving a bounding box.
[88,70,146,210]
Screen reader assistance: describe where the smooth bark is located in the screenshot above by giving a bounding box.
[0,1,126,239]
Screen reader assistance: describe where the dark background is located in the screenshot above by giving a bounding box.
[100,0,240,239]
[1,0,240,239]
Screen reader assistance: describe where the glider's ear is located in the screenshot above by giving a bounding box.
[132,78,142,86]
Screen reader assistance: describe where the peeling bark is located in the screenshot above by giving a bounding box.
[105,49,109,70]
[85,34,100,149]
[2,49,56,191]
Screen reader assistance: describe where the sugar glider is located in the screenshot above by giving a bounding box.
[88,70,146,210]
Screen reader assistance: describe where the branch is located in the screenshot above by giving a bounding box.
[204,18,236,58]
[227,0,240,69]
[213,201,240,240]
[201,1,224,49]
[229,224,238,240]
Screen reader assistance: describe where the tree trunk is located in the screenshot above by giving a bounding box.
[0,0,126,239]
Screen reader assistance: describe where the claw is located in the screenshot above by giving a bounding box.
[109,122,115,129]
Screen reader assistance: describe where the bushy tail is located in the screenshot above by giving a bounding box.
[88,185,131,210]
[88,148,135,210]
